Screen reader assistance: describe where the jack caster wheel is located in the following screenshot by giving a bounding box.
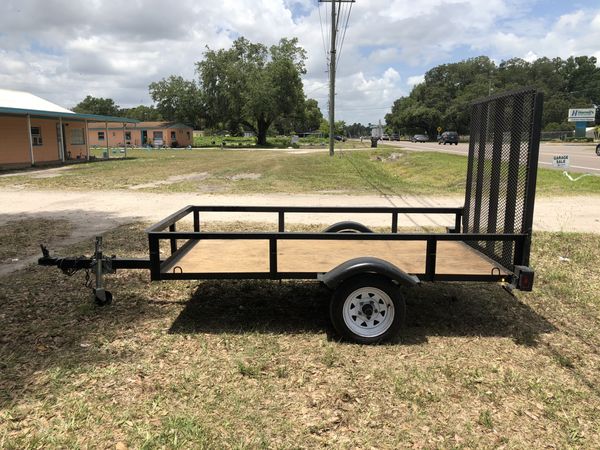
[330,274,405,344]
[93,289,113,306]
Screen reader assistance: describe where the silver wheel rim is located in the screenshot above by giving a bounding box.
[342,287,395,338]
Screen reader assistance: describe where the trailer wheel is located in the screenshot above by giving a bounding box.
[330,275,405,344]
[596,144,600,156]
[323,221,373,234]
[93,289,113,306]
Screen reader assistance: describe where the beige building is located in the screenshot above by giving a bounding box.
[0,89,137,168]
[87,122,193,148]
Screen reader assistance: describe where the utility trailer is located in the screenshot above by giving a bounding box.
[39,88,543,343]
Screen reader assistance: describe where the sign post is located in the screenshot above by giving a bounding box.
[568,108,595,138]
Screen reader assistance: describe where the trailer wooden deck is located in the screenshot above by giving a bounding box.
[164,239,508,276]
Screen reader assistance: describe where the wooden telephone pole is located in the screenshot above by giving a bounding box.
[319,0,355,156]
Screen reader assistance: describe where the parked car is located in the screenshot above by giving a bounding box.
[334,135,346,142]
[438,131,459,145]
[411,134,429,143]
[380,134,390,141]
[391,133,400,141]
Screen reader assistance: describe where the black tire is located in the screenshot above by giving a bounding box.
[94,290,113,306]
[330,275,405,344]
[323,221,373,234]
[596,144,600,156]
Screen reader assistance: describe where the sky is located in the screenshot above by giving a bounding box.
[0,0,599,125]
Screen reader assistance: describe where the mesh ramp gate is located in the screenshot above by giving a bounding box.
[463,88,544,272]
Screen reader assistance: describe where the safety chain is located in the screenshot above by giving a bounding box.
[58,254,95,291]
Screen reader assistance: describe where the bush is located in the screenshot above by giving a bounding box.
[564,137,593,142]
[264,136,292,148]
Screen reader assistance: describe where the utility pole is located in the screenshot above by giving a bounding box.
[329,0,336,157]
[320,0,355,157]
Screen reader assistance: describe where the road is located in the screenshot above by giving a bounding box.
[384,140,600,174]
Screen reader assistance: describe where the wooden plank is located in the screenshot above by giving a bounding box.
[172,239,269,273]
[278,240,426,273]
[169,238,509,276]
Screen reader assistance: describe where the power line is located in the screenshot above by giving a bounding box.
[317,3,329,64]
[318,0,355,156]
[336,1,353,65]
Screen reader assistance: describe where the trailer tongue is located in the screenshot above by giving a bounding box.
[38,88,543,343]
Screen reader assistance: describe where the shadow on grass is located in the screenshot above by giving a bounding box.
[0,217,155,409]
[168,279,555,346]
[0,156,139,176]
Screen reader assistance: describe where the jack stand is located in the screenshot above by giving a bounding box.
[92,236,114,306]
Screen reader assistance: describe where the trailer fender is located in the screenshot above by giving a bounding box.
[319,257,420,289]
[323,221,374,233]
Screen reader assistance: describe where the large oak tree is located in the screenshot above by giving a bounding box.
[197,37,307,145]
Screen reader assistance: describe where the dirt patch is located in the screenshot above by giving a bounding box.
[371,152,404,162]
[227,172,262,181]
[129,172,209,190]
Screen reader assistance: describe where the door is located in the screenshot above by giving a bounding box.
[141,130,147,145]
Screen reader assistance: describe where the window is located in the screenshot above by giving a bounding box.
[31,127,43,146]
[125,131,131,141]
[153,131,163,140]
[71,128,85,145]
[98,131,105,141]
[171,131,176,140]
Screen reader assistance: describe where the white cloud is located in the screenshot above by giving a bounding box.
[0,1,599,125]
[407,75,425,87]
[485,9,600,64]
[523,51,538,63]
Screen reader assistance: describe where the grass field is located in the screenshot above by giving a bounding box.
[1,147,599,197]
[1,220,599,448]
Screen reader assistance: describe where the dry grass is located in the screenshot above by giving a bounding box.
[0,221,599,448]
[1,148,597,196]
[0,218,71,262]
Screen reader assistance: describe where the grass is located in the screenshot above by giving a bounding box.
[2,147,598,196]
[0,218,71,261]
[1,220,600,448]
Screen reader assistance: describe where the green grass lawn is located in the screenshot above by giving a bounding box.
[1,147,599,196]
[1,221,599,448]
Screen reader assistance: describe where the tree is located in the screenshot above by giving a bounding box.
[345,123,371,138]
[318,118,345,137]
[148,75,202,127]
[298,98,324,132]
[73,95,120,116]
[386,55,600,133]
[120,105,163,121]
[197,37,307,145]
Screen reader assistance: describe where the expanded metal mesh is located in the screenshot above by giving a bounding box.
[463,88,542,271]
